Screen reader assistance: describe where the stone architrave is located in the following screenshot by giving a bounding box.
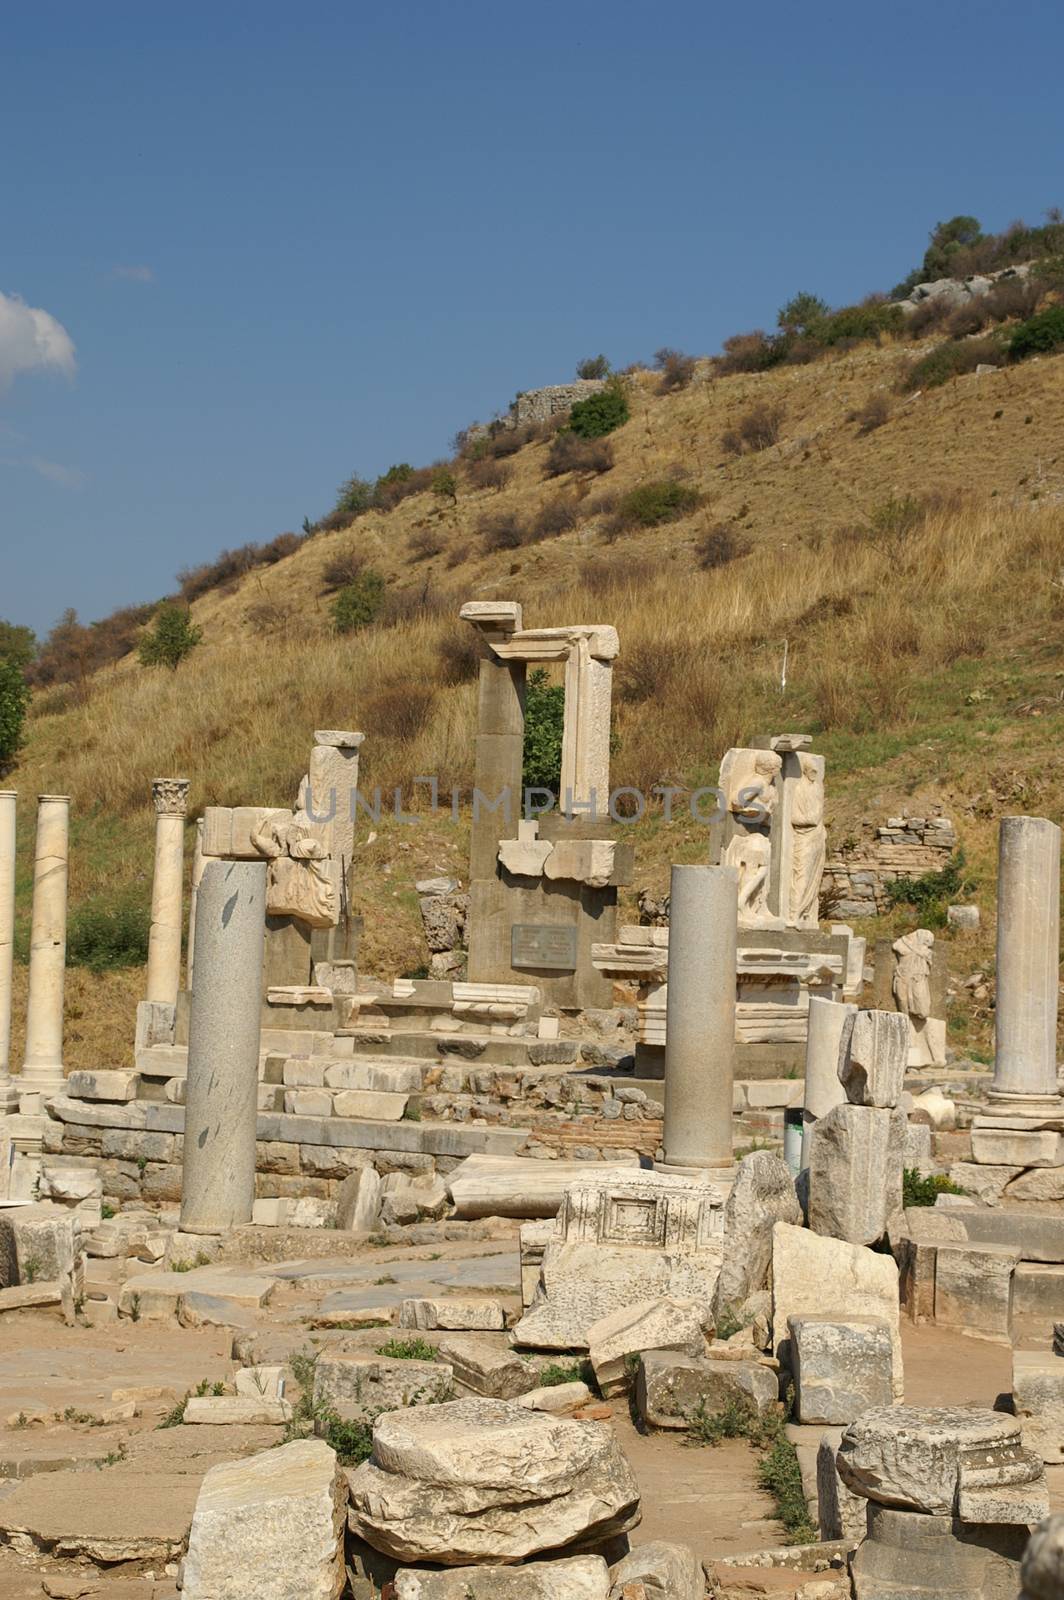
[986,815,1064,1119]
[800,995,855,1166]
[146,778,190,1007]
[662,864,737,1169]
[0,792,19,1110]
[21,795,70,1101]
[514,1169,726,1350]
[346,1398,640,1565]
[182,1439,346,1600]
[179,860,267,1234]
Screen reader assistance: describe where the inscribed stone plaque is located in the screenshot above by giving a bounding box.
[511,923,578,971]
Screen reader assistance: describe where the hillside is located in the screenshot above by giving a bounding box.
[8,328,1064,1069]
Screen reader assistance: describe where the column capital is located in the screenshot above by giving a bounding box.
[152,778,190,818]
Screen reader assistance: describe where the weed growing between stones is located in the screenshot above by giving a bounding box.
[902,1168,966,1207]
[376,1337,436,1361]
[687,1389,817,1544]
[283,1347,375,1467]
[158,1378,225,1429]
[536,1358,595,1389]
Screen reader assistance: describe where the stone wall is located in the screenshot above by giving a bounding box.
[511,380,606,426]
[823,814,957,919]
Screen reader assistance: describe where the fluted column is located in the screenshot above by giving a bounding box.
[21,795,70,1100]
[145,778,190,1006]
[988,814,1063,1117]
[0,793,18,1110]
[661,864,738,1169]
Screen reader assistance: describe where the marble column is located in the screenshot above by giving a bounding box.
[987,814,1063,1117]
[0,792,18,1110]
[21,795,70,1100]
[179,859,266,1233]
[185,816,206,991]
[800,994,857,1167]
[145,778,190,1007]
[662,864,738,1169]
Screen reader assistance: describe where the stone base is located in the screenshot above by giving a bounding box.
[982,1092,1064,1122]
[850,1503,1027,1599]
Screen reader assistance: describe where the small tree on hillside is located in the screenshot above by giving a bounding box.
[777,292,829,335]
[576,355,610,380]
[0,621,36,671]
[332,570,385,634]
[0,657,30,770]
[137,604,202,670]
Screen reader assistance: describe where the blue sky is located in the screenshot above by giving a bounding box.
[2,0,1062,638]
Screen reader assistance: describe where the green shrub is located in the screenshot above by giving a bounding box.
[67,895,151,971]
[332,570,385,633]
[537,1358,594,1388]
[886,850,972,926]
[431,467,457,502]
[137,604,202,670]
[568,379,629,439]
[375,1337,437,1361]
[1008,304,1064,361]
[0,657,30,769]
[0,621,36,671]
[319,1413,374,1466]
[576,355,610,380]
[614,479,700,529]
[717,330,788,374]
[523,667,565,792]
[777,292,829,335]
[904,337,1005,389]
[758,1435,817,1543]
[333,473,374,521]
[903,1169,966,1207]
[817,301,903,346]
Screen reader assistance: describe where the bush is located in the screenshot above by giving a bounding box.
[0,621,36,671]
[886,851,971,926]
[576,355,610,380]
[66,894,151,971]
[523,667,565,792]
[376,1337,436,1361]
[851,393,891,434]
[611,478,700,533]
[0,657,29,768]
[361,683,436,740]
[409,527,443,561]
[466,457,512,492]
[817,301,903,346]
[544,433,614,478]
[654,347,696,392]
[537,1358,595,1388]
[320,547,365,593]
[903,1169,966,1208]
[478,512,526,552]
[332,473,374,522]
[431,467,457,503]
[529,497,579,541]
[903,336,1005,389]
[437,629,483,684]
[1009,304,1064,361]
[777,292,829,335]
[28,603,157,687]
[946,299,991,338]
[695,523,751,569]
[332,570,385,633]
[717,330,787,374]
[568,378,629,438]
[721,402,785,455]
[137,604,202,670]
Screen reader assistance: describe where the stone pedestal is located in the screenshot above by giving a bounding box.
[145,778,189,1007]
[179,860,266,1234]
[987,815,1063,1119]
[800,994,855,1166]
[661,864,737,1170]
[20,795,70,1103]
[0,793,19,1112]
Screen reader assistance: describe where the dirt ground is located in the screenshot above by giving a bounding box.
[0,1234,1057,1600]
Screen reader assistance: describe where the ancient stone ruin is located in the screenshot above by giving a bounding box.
[0,600,1061,1599]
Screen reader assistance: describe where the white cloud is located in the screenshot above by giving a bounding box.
[0,290,76,391]
[27,455,84,489]
[113,264,154,283]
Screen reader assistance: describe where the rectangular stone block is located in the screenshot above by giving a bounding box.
[970,1128,1064,1167]
[839,1009,908,1109]
[1013,1351,1064,1464]
[284,1089,334,1118]
[283,1061,326,1088]
[772,1223,903,1400]
[398,1298,506,1332]
[1012,1263,1064,1329]
[934,1243,1019,1342]
[436,1336,539,1400]
[788,1315,894,1425]
[324,1061,423,1094]
[100,1129,175,1163]
[183,1395,292,1426]
[66,1070,140,1103]
[807,1104,905,1246]
[331,1090,408,1122]
[312,1354,453,1419]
